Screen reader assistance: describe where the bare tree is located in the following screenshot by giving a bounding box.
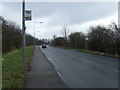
[61,25,69,48]
[109,22,119,31]
[62,25,69,40]
[109,22,120,55]
[53,35,57,41]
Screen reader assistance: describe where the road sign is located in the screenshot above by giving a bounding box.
[25,10,32,21]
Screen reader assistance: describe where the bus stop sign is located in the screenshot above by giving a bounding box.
[25,10,32,21]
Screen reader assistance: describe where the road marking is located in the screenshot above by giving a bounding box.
[64,53,97,65]
[113,69,118,73]
[57,71,71,88]
[60,51,118,73]
[43,51,51,60]
[40,48,70,88]
[79,58,97,65]
[43,47,118,73]
[62,51,119,73]
[42,50,51,61]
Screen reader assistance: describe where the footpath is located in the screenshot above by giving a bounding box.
[25,46,67,88]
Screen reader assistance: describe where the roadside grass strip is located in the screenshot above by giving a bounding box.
[2,46,34,88]
[76,49,120,59]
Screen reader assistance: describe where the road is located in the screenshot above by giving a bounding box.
[40,45,118,88]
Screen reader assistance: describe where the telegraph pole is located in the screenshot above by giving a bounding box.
[22,0,26,73]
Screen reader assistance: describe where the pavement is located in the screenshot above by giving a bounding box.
[25,46,67,88]
[41,45,118,88]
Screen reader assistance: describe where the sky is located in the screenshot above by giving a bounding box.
[1,1,118,39]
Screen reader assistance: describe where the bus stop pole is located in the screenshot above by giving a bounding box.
[22,0,26,73]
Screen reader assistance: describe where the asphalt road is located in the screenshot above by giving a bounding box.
[40,45,118,88]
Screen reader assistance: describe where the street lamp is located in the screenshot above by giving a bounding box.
[35,31,41,45]
[34,22,43,46]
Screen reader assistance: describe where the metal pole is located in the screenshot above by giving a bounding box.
[34,23,35,47]
[22,0,26,73]
[34,22,43,47]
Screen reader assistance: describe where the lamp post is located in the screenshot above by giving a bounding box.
[36,31,41,45]
[34,22,43,46]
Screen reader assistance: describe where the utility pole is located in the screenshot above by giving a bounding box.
[22,0,26,73]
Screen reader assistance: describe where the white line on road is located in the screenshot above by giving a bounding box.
[113,69,118,73]
[42,46,118,74]
[64,52,98,65]
[40,47,70,88]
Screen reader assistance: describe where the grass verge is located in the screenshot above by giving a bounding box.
[76,49,120,59]
[2,46,34,88]
[50,45,72,49]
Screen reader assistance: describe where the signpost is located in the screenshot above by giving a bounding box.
[22,0,32,73]
[22,0,25,73]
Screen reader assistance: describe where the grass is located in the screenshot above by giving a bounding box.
[76,49,120,59]
[2,46,34,88]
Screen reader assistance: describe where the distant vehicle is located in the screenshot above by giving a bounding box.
[42,44,47,48]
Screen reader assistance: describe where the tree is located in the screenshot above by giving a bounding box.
[52,35,57,46]
[52,37,65,46]
[69,32,86,49]
[109,22,120,55]
[61,25,69,48]
[1,16,34,53]
[87,25,116,54]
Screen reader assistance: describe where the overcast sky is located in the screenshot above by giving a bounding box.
[1,1,118,39]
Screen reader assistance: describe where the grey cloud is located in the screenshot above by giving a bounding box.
[2,2,117,25]
[2,2,118,39]
[26,2,117,26]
